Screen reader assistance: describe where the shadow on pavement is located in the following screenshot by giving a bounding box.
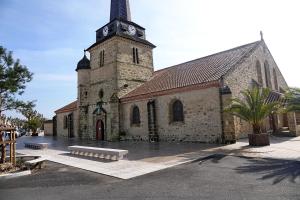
[236,158,300,185]
[191,154,227,164]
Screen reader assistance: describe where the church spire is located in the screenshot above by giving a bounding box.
[110,0,131,22]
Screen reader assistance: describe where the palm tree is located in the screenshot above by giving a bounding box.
[226,87,280,135]
[284,88,300,112]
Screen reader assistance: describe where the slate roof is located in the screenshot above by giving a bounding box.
[122,40,262,101]
[55,101,77,114]
[110,0,131,22]
[76,55,90,71]
[266,91,285,104]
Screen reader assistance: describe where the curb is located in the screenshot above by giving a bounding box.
[0,170,31,180]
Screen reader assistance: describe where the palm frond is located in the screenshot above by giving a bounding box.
[226,87,280,134]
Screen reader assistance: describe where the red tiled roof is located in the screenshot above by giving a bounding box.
[122,41,262,101]
[55,101,77,114]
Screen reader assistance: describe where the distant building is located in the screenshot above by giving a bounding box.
[54,0,300,143]
[43,120,54,136]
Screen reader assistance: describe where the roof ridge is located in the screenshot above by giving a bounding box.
[122,40,263,101]
[220,41,262,79]
[154,40,261,74]
[55,100,77,113]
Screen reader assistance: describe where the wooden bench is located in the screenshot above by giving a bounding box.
[24,142,49,150]
[68,146,128,161]
[25,157,47,170]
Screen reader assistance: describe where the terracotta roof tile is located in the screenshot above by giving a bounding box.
[122,41,261,100]
[55,101,77,114]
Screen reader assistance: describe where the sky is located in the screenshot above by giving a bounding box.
[0,0,300,119]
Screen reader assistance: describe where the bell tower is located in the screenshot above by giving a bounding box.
[79,0,155,141]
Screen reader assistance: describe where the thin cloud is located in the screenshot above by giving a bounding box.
[35,73,76,82]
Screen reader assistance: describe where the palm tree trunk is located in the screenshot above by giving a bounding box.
[252,124,261,134]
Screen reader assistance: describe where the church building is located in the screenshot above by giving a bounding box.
[54,0,300,143]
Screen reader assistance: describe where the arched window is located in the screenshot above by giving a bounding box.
[273,68,278,91]
[131,106,141,125]
[264,61,272,89]
[171,100,184,122]
[256,61,263,85]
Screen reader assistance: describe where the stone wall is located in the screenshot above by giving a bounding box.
[79,36,154,140]
[44,122,53,136]
[220,91,236,143]
[121,86,223,143]
[56,110,79,138]
[223,41,289,138]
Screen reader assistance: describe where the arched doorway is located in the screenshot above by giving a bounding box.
[96,119,105,140]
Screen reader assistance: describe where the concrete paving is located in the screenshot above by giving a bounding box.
[14,135,300,179]
[1,156,299,200]
[205,135,300,161]
[15,136,215,179]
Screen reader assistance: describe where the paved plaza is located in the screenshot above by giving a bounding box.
[0,135,299,200]
[15,136,217,179]
[206,136,300,161]
[14,135,300,180]
[1,155,299,200]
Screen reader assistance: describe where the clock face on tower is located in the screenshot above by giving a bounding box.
[103,26,109,36]
[128,25,136,36]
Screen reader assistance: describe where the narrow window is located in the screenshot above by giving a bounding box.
[251,79,259,89]
[171,100,184,122]
[99,52,102,67]
[132,48,139,64]
[273,68,278,91]
[99,50,105,67]
[102,50,105,66]
[136,48,139,64]
[133,48,136,63]
[63,116,68,129]
[131,106,141,125]
[264,61,272,89]
[256,61,263,85]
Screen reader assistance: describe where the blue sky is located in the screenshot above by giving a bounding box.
[1,0,300,119]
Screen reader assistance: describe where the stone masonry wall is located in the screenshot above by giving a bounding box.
[56,110,79,138]
[223,41,289,138]
[121,86,223,143]
[81,36,154,140]
[44,122,53,136]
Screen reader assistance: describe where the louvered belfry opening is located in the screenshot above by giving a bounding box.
[147,100,159,142]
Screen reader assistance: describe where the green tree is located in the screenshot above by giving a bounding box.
[17,101,45,136]
[26,116,42,136]
[17,101,36,121]
[226,87,280,134]
[0,46,33,117]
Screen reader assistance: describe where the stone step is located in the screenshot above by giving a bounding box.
[279,127,289,131]
[273,130,295,137]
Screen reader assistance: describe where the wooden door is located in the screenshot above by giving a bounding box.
[96,120,104,141]
[283,113,289,127]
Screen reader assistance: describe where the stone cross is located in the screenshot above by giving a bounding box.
[260,31,264,41]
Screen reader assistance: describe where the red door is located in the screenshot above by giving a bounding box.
[96,120,104,140]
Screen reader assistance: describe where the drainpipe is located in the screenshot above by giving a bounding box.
[219,77,225,144]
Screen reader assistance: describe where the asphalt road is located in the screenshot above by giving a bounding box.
[1,155,299,200]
